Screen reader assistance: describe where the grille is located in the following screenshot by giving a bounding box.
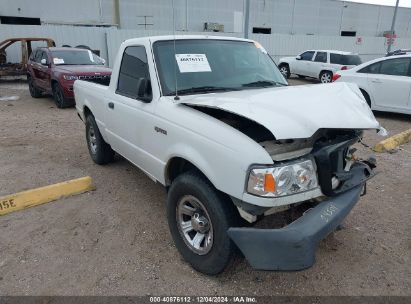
[78,75,110,80]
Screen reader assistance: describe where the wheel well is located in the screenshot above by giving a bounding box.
[279,62,289,67]
[359,88,372,107]
[165,157,204,186]
[83,106,92,118]
[51,79,58,88]
[319,70,333,77]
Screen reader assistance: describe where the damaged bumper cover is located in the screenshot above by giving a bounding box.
[228,184,363,271]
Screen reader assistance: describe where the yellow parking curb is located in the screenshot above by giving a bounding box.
[0,176,95,216]
[373,129,411,153]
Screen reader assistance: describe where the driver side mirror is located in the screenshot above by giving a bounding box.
[137,78,152,103]
[296,55,302,60]
[40,58,48,65]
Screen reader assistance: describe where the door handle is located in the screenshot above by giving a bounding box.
[108,102,114,109]
[371,79,382,83]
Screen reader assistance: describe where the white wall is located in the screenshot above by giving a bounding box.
[2,24,411,68]
[1,0,411,37]
[1,0,107,25]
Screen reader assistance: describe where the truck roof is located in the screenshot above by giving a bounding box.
[122,35,253,46]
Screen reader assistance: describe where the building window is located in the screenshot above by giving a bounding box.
[252,27,271,34]
[0,16,41,25]
[341,31,356,37]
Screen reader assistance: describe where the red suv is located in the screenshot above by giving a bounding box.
[27,47,112,108]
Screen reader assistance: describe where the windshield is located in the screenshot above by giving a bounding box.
[153,39,287,96]
[51,50,105,65]
[330,53,362,65]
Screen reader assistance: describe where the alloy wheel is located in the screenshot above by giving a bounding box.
[176,195,213,255]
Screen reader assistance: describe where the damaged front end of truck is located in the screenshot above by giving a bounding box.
[179,82,382,271]
[228,128,377,271]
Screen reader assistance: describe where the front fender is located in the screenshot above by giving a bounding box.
[163,143,248,200]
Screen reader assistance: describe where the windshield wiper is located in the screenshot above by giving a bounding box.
[242,80,287,88]
[166,86,240,96]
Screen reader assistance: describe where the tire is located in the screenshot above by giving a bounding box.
[297,75,306,79]
[28,75,42,98]
[85,114,115,165]
[279,64,290,79]
[167,171,240,275]
[52,82,73,108]
[319,71,333,83]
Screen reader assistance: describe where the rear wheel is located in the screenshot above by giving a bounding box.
[28,75,42,98]
[85,114,115,165]
[279,64,290,79]
[319,71,333,83]
[167,171,240,275]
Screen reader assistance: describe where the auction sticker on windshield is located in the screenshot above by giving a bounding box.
[175,54,212,73]
[53,58,64,65]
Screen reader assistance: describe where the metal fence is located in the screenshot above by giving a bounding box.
[2,24,411,68]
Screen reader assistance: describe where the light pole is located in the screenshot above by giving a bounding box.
[387,0,400,53]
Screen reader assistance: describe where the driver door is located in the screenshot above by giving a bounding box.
[294,51,315,76]
[104,45,156,172]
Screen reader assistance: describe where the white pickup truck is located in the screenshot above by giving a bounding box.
[74,35,382,275]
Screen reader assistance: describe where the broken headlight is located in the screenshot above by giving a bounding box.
[247,159,318,197]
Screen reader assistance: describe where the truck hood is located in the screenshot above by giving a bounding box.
[177,82,380,139]
[279,56,296,63]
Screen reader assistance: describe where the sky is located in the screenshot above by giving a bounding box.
[342,0,411,8]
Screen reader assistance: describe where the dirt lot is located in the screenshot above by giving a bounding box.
[0,78,410,296]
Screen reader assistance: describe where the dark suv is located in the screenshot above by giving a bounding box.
[27,47,112,108]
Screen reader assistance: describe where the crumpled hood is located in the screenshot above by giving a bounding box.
[178,82,380,139]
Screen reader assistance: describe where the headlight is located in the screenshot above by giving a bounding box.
[63,75,78,80]
[247,159,318,197]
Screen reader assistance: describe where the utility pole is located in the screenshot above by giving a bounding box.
[244,0,250,39]
[387,0,400,53]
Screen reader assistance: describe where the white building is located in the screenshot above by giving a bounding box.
[1,0,410,38]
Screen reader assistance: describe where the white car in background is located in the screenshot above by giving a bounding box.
[278,50,362,83]
[333,54,411,115]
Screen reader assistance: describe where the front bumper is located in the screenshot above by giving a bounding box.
[228,184,363,271]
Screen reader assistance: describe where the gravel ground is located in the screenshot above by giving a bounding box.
[0,78,410,296]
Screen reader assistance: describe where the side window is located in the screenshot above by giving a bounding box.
[117,46,152,101]
[41,51,49,64]
[314,52,327,63]
[300,51,314,61]
[379,58,410,76]
[358,62,381,74]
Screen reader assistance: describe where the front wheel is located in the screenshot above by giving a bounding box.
[279,64,290,79]
[320,71,333,83]
[167,171,240,275]
[28,75,42,98]
[52,82,73,108]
